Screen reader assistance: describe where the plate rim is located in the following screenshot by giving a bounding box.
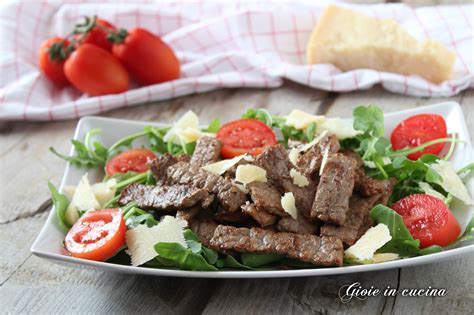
[31,101,474,278]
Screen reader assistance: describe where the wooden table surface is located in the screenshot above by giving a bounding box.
[1,1,473,314]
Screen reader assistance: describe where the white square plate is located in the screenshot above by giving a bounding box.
[31,102,474,278]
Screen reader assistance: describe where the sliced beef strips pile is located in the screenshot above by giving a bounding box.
[118,135,396,267]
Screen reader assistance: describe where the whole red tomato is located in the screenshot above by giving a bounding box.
[38,36,70,86]
[64,44,129,96]
[75,18,116,51]
[112,28,180,85]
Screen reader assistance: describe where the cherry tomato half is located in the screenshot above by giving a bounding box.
[38,36,70,87]
[391,194,461,248]
[65,208,126,261]
[105,148,157,177]
[112,27,180,86]
[75,18,116,52]
[217,119,278,158]
[391,114,447,160]
[64,44,129,96]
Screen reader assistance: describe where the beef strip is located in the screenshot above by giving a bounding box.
[255,145,316,218]
[247,181,287,217]
[277,215,319,235]
[189,220,218,247]
[355,171,397,205]
[311,153,357,225]
[176,206,201,221]
[297,134,340,179]
[209,225,344,266]
[190,136,222,166]
[214,209,251,225]
[241,202,278,227]
[340,148,397,205]
[149,153,178,183]
[166,161,247,212]
[118,183,209,210]
[320,194,380,246]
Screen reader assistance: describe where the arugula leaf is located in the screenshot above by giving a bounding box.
[353,105,385,137]
[216,255,253,270]
[154,242,218,271]
[240,253,284,268]
[47,182,71,233]
[183,229,219,265]
[205,118,221,133]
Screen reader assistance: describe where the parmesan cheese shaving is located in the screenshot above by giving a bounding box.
[65,174,101,225]
[430,160,474,205]
[302,130,329,151]
[344,223,392,260]
[318,118,363,140]
[288,148,300,165]
[319,146,330,176]
[126,216,188,267]
[163,111,210,144]
[286,109,325,130]
[235,165,267,184]
[202,155,248,175]
[290,168,309,187]
[281,192,298,219]
[418,182,446,201]
[372,253,399,263]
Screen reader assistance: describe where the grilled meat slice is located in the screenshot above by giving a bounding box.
[118,183,209,210]
[297,134,340,179]
[241,202,278,227]
[189,220,218,247]
[277,215,319,235]
[176,206,201,221]
[320,194,380,246]
[255,144,316,218]
[149,153,178,183]
[247,181,287,217]
[190,136,222,166]
[311,153,357,225]
[166,161,247,212]
[209,225,344,266]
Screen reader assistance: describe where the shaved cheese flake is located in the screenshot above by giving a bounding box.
[319,146,330,176]
[202,155,248,175]
[318,118,363,139]
[286,109,325,130]
[281,192,298,219]
[163,111,205,144]
[235,165,267,184]
[92,178,117,207]
[126,216,188,267]
[290,168,309,187]
[65,174,101,225]
[62,186,76,199]
[288,148,300,165]
[372,253,399,263]
[302,130,329,151]
[344,223,391,260]
[418,182,446,201]
[430,160,474,205]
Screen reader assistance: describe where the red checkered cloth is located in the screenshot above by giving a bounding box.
[0,1,472,121]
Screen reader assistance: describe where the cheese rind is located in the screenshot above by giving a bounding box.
[307,5,456,84]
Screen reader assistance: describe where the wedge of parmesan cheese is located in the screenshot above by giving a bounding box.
[126,216,188,267]
[65,174,101,225]
[235,165,267,184]
[288,148,300,165]
[302,130,329,151]
[62,178,117,208]
[372,253,399,263]
[344,223,391,260]
[306,5,455,84]
[319,146,330,176]
[430,160,474,205]
[202,155,249,175]
[290,168,309,187]
[281,192,298,219]
[286,109,325,130]
[418,182,446,201]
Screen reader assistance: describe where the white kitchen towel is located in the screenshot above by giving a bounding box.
[0,1,472,121]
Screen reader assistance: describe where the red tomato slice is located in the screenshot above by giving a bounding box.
[391,194,461,248]
[216,119,278,158]
[391,114,447,160]
[65,208,126,261]
[105,148,157,177]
